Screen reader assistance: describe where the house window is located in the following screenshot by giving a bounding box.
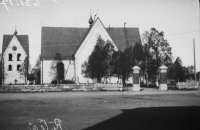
[8,65,12,71]
[17,53,21,61]
[9,54,13,61]
[17,64,21,71]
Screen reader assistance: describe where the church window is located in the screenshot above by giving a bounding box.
[12,46,17,51]
[17,64,21,71]
[9,54,13,61]
[8,65,12,71]
[17,53,21,61]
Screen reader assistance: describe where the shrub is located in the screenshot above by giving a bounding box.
[51,80,75,84]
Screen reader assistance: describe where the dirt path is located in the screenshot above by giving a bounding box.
[0,91,200,130]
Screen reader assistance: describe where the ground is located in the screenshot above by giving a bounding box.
[0,89,200,130]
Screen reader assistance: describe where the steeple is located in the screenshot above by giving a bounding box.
[88,11,94,27]
[13,27,17,35]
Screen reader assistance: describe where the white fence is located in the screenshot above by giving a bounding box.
[176,81,199,89]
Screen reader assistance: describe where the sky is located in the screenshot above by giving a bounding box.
[0,0,199,71]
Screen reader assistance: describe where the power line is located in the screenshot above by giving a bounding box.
[165,30,200,36]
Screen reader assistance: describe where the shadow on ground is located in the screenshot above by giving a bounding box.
[84,106,200,130]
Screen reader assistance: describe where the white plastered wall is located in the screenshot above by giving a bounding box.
[42,60,74,84]
[75,19,118,83]
[3,35,27,84]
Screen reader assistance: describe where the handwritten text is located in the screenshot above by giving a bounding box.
[28,118,62,130]
[0,0,40,12]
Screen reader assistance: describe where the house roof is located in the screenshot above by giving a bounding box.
[2,35,29,54]
[41,23,141,60]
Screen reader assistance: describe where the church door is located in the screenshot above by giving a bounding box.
[57,62,64,83]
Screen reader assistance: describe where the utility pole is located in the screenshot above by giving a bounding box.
[145,44,149,86]
[193,39,196,81]
[27,54,29,84]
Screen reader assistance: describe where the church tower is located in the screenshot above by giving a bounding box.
[1,29,29,84]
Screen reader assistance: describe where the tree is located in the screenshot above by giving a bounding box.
[187,65,195,80]
[141,28,173,83]
[110,50,126,85]
[124,43,144,76]
[82,37,144,85]
[167,63,175,80]
[197,71,200,81]
[167,57,195,82]
[31,55,41,84]
[81,36,115,83]
[173,57,187,82]
[110,42,144,86]
[18,54,30,84]
[49,53,65,84]
[0,54,8,85]
[81,61,91,78]
[28,73,35,82]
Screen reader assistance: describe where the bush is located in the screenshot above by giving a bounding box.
[126,83,133,87]
[51,80,75,84]
[62,80,75,84]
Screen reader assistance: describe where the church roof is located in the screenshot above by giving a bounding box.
[2,35,29,54]
[107,27,141,51]
[41,27,89,60]
[41,23,141,60]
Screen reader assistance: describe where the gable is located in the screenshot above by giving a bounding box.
[75,17,118,58]
[3,35,27,56]
[74,18,118,56]
[2,35,29,54]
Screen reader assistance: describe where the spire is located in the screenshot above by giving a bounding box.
[13,27,17,35]
[88,11,94,27]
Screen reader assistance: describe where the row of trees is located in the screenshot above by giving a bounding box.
[168,57,198,82]
[81,35,145,86]
[82,28,198,86]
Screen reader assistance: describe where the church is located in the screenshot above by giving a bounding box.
[40,15,141,84]
[1,30,29,84]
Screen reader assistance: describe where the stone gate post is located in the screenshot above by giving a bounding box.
[132,66,140,92]
[159,65,168,90]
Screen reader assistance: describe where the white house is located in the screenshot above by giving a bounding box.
[40,16,141,84]
[1,30,29,84]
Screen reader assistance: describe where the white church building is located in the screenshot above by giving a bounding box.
[40,16,141,84]
[1,30,29,84]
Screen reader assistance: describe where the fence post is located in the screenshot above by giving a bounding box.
[159,65,168,90]
[132,66,140,92]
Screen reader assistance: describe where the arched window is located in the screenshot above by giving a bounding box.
[17,53,21,61]
[8,65,12,71]
[17,64,21,70]
[9,54,13,61]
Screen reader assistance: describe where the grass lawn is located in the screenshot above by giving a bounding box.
[0,92,200,130]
